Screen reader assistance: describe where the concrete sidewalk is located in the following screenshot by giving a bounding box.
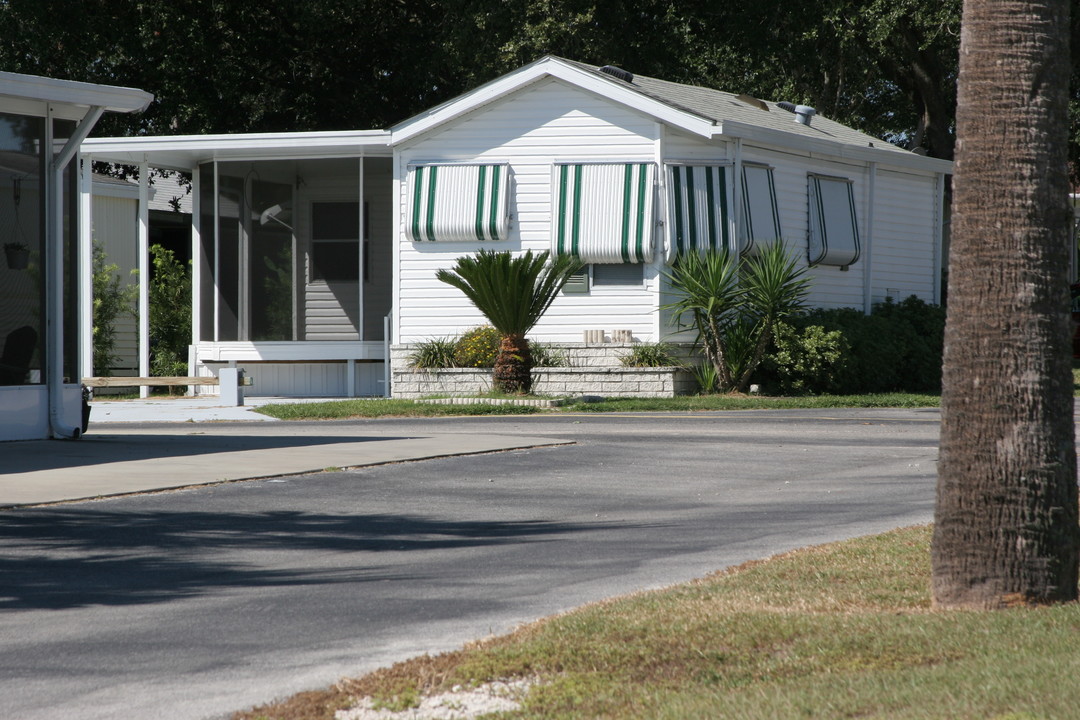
[1,398,571,507]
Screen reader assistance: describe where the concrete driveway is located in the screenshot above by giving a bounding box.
[0,409,941,720]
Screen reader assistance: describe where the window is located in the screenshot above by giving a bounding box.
[666,164,731,262]
[405,164,509,242]
[552,162,656,264]
[807,174,860,267]
[311,201,361,282]
[740,163,781,254]
[592,263,644,286]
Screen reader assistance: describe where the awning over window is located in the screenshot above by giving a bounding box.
[740,163,781,254]
[552,162,655,263]
[666,164,731,262]
[406,163,509,242]
[807,174,860,267]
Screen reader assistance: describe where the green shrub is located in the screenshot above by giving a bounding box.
[532,343,570,367]
[148,244,191,379]
[761,322,848,395]
[91,240,136,375]
[454,325,501,368]
[760,296,945,394]
[621,342,679,368]
[409,337,458,369]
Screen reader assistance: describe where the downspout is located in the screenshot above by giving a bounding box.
[863,162,877,315]
[48,104,105,439]
[732,138,744,253]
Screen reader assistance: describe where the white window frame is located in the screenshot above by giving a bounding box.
[807,173,860,267]
[740,163,781,254]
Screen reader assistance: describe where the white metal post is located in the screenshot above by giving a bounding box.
[138,158,150,398]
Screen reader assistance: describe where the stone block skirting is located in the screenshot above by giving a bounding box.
[391,365,697,399]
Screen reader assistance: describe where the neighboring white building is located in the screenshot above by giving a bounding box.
[82,56,951,399]
[0,71,151,441]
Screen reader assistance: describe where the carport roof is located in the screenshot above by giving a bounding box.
[0,70,153,120]
[82,129,392,171]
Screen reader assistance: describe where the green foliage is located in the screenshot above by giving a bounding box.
[531,343,570,368]
[436,250,582,338]
[621,342,679,368]
[147,244,192,378]
[91,241,136,376]
[408,337,458,369]
[760,296,946,394]
[453,326,501,368]
[761,322,849,395]
[663,244,810,393]
[690,362,720,395]
[436,249,582,393]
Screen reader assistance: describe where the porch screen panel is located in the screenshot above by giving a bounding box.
[552,162,655,264]
[740,164,781,254]
[405,164,509,242]
[666,164,730,262]
[807,174,860,267]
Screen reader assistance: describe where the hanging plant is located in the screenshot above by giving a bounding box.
[4,242,29,270]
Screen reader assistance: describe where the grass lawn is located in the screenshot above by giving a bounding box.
[254,392,941,420]
[233,525,1080,719]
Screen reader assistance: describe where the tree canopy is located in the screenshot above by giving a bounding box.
[2,0,1076,168]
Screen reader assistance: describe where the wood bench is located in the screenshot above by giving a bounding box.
[82,376,224,388]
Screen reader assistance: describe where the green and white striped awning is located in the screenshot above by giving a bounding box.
[807,173,860,267]
[406,163,509,242]
[552,162,656,264]
[665,164,732,262]
[740,163,782,254]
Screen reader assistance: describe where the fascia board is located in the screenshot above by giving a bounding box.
[83,130,392,169]
[717,120,954,175]
[0,71,153,113]
[390,57,715,146]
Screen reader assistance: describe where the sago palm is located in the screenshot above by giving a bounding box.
[436,250,581,393]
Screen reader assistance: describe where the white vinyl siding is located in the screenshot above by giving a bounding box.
[665,164,731,262]
[396,80,661,343]
[808,174,860,267]
[740,163,781,253]
[552,162,655,264]
[405,163,509,242]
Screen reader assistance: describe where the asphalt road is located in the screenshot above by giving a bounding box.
[0,409,941,719]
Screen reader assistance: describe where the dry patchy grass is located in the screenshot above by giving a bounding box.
[235,526,1080,720]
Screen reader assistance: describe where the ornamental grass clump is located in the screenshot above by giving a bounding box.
[436,249,581,394]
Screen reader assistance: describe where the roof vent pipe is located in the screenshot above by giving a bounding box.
[598,65,634,83]
[794,105,816,126]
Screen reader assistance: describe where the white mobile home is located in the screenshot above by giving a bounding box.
[82,56,951,398]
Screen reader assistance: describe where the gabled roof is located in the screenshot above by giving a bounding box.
[392,56,952,174]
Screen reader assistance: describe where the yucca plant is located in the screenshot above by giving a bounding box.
[436,250,582,393]
[663,243,810,393]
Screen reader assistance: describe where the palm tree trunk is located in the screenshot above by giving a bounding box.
[931,0,1079,609]
[493,333,532,394]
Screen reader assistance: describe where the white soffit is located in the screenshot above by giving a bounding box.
[390,56,716,145]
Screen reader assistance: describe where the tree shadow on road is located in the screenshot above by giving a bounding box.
[0,509,607,610]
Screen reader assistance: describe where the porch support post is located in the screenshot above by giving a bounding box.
[78,154,94,380]
[189,167,201,394]
[138,157,150,398]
